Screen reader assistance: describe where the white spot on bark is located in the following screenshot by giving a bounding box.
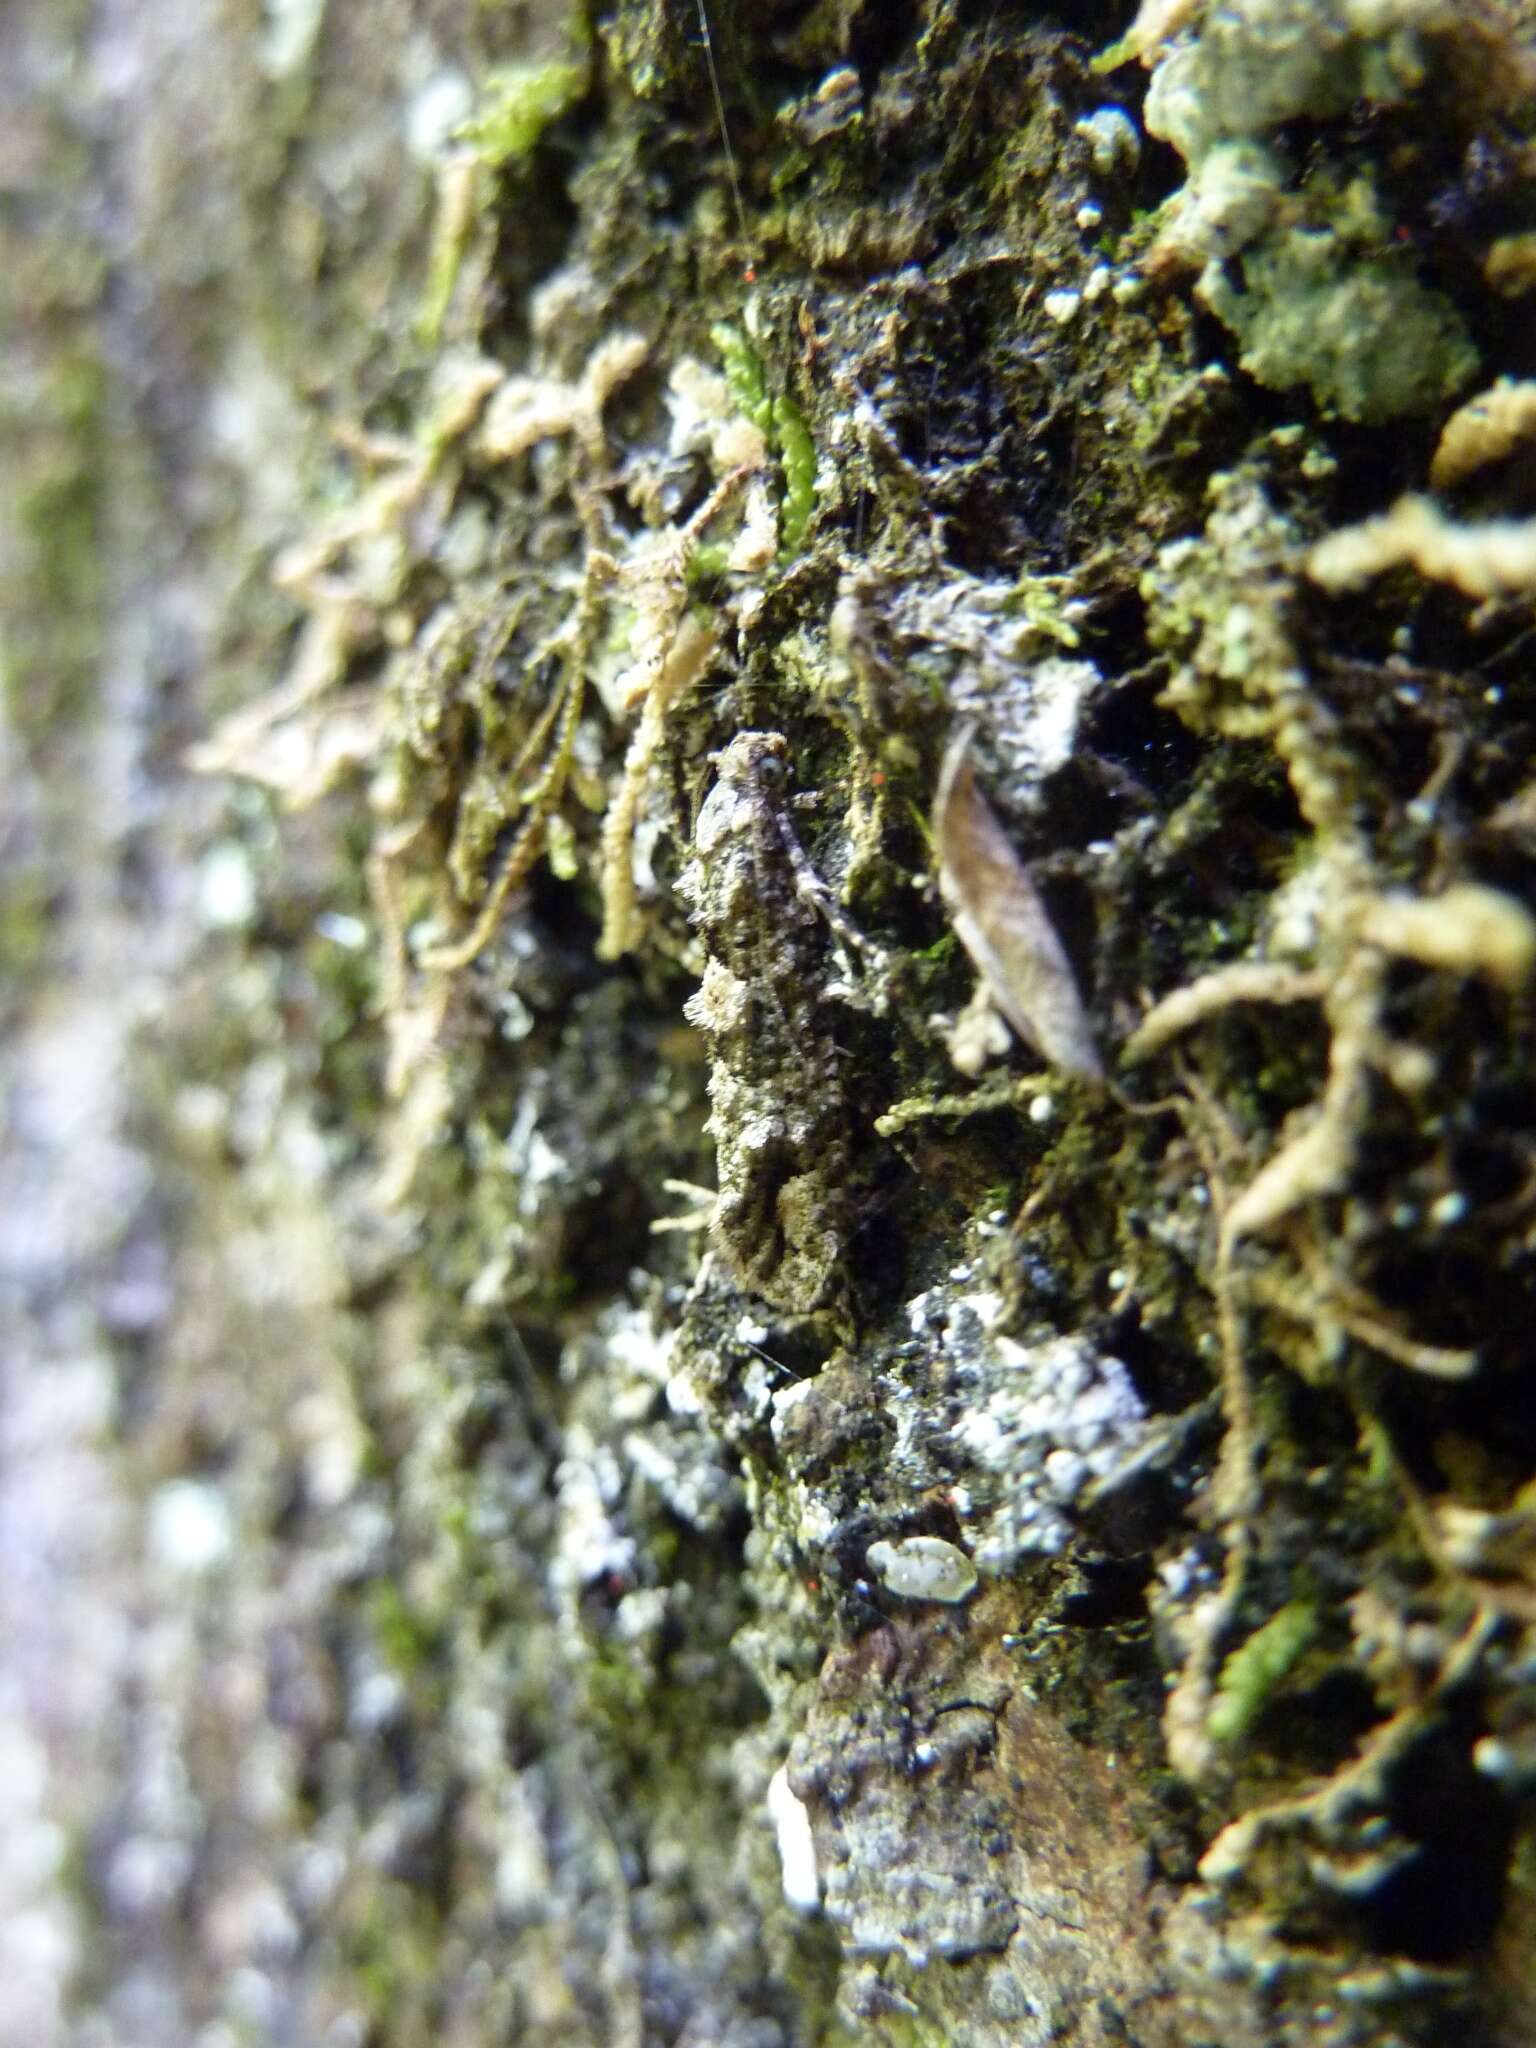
[767,1766,820,1911]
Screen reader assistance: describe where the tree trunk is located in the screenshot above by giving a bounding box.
[5,1,1536,2042]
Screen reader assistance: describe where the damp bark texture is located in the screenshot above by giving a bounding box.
[8,1,1536,2043]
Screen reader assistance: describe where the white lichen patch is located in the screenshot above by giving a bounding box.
[879,574,1097,797]
[1143,0,1468,170]
[147,1480,233,1576]
[260,0,327,81]
[551,1432,636,1628]
[882,1270,1152,1575]
[1140,0,1486,421]
[1155,137,1285,264]
[949,1333,1149,1569]
[866,1536,979,1605]
[544,1301,743,1662]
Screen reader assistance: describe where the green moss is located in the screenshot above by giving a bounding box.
[582,1643,653,1734]
[125,0,1536,2031]
[1089,32,1137,76]
[711,323,819,554]
[711,321,775,440]
[419,50,590,343]
[1208,1597,1320,1744]
[1002,573,1082,650]
[0,866,53,985]
[457,57,588,168]
[366,1578,442,1677]
[773,389,817,552]
[342,1894,445,2020]
[5,347,105,740]
[687,540,732,582]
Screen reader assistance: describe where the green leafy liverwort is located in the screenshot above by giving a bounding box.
[711,323,818,555]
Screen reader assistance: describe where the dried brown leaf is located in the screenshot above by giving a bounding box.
[934,728,1103,1085]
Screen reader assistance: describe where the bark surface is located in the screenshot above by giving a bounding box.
[6,2,1536,2043]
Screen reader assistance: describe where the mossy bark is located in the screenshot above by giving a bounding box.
[7,2,1536,2044]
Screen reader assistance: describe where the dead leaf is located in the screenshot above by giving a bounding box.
[934,727,1103,1085]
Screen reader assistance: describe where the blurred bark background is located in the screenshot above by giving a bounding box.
[6,2,1536,2044]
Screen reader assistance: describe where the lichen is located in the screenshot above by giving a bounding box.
[1138,0,1496,421]
[1142,0,1459,163]
[1201,228,1478,424]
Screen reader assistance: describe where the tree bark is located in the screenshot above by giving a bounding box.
[5,2,1536,2043]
